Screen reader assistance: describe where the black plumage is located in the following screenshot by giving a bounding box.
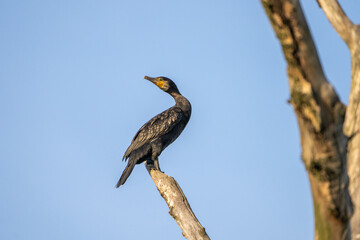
[116,76,191,187]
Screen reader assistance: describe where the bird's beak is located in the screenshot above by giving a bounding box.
[144,76,157,83]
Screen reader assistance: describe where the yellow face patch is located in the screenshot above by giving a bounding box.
[156,80,164,88]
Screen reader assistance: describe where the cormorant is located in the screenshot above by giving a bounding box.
[116,76,191,188]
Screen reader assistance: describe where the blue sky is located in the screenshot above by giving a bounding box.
[1,1,359,239]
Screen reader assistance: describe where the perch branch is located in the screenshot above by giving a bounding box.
[147,167,210,240]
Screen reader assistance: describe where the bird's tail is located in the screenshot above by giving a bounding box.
[116,160,136,188]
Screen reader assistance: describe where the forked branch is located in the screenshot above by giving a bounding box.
[316,1,360,239]
[261,0,353,239]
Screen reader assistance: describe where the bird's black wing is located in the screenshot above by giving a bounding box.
[123,107,184,161]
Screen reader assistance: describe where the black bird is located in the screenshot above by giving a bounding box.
[116,76,191,187]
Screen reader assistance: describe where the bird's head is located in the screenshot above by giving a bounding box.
[144,76,180,94]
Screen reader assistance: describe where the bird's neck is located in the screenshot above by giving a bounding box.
[170,92,191,117]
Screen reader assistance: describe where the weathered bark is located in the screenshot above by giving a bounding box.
[346,53,360,239]
[316,1,360,238]
[261,0,353,239]
[147,168,210,240]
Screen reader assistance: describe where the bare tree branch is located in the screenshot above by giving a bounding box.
[261,0,353,239]
[316,0,359,49]
[147,168,210,240]
[345,53,360,238]
[315,1,360,238]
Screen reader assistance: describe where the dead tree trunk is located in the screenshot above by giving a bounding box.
[315,1,360,239]
[260,0,354,239]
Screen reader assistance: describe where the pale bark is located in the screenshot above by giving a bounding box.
[147,169,210,240]
[316,1,360,239]
[261,0,353,239]
[316,0,358,49]
[345,52,360,239]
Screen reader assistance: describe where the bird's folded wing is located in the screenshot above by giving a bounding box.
[122,107,184,161]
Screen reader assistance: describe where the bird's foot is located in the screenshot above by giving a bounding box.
[145,161,156,172]
[153,159,162,172]
[145,160,163,173]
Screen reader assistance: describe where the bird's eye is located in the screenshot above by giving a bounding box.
[158,78,163,81]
